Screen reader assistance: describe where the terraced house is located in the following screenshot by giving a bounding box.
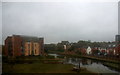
[4,35,44,57]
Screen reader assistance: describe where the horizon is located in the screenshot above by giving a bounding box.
[1,34,118,45]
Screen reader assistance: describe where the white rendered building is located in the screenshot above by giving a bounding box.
[87,46,92,54]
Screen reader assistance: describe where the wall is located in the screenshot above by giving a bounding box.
[12,36,22,57]
[33,42,39,55]
[24,42,32,56]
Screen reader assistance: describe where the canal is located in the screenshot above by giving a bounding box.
[64,57,119,74]
[48,54,120,74]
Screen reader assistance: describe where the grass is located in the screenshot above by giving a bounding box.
[3,62,96,74]
[2,55,99,75]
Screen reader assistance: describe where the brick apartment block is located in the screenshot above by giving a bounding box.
[4,35,44,57]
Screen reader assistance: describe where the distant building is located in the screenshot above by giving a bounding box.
[115,35,120,43]
[86,46,92,55]
[63,45,67,50]
[60,41,71,52]
[0,45,1,55]
[115,44,120,56]
[5,35,44,57]
[115,35,120,56]
[80,48,86,55]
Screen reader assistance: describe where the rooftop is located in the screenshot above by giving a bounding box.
[13,35,44,42]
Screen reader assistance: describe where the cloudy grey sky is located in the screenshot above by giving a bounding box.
[118,1,120,35]
[2,2,118,44]
[0,2,2,45]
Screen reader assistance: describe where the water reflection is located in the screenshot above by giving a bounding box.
[64,57,119,73]
[48,54,119,74]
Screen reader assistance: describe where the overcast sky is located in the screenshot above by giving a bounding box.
[0,2,2,45]
[2,2,118,44]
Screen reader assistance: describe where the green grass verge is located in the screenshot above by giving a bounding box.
[3,62,95,74]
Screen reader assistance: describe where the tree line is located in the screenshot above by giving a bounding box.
[44,40,116,53]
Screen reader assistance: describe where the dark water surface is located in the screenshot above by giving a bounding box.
[64,57,119,74]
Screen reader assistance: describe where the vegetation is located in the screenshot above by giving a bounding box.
[2,54,98,74]
[3,63,75,73]
[3,62,96,74]
[44,44,64,53]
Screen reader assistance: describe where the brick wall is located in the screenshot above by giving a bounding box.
[39,38,44,55]
[5,35,44,57]
[12,36,22,57]
[5,37,12,57]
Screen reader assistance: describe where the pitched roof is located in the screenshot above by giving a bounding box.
[13,35,43,42]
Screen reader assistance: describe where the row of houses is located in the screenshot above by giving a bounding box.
[63,35,120,56]
[4,34,120,57]
[79,45,120,56]
[4,35,44,57]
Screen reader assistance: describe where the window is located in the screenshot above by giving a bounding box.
[28,44,30,50]
[35,49,36,54]
[28,43,30,55]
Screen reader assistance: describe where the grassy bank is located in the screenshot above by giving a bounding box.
[3,55,97,74]
[2,62,96,74]
[3,63,74,73]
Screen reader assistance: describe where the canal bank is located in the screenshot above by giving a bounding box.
[60,54,119,63]
[80,55,120,71]
[59,54,120,67]
[63,57,119,74]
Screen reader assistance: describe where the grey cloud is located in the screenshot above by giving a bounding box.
[2,2,118,44]
[0,2,2,45]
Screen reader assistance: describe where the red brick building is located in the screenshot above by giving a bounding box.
[5,35,44,57]
[115,44,120,56]
[80,48,86,55]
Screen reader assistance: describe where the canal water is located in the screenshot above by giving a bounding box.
[64,57,119,74]
[48,54,120,74]
[48,54,59,58]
